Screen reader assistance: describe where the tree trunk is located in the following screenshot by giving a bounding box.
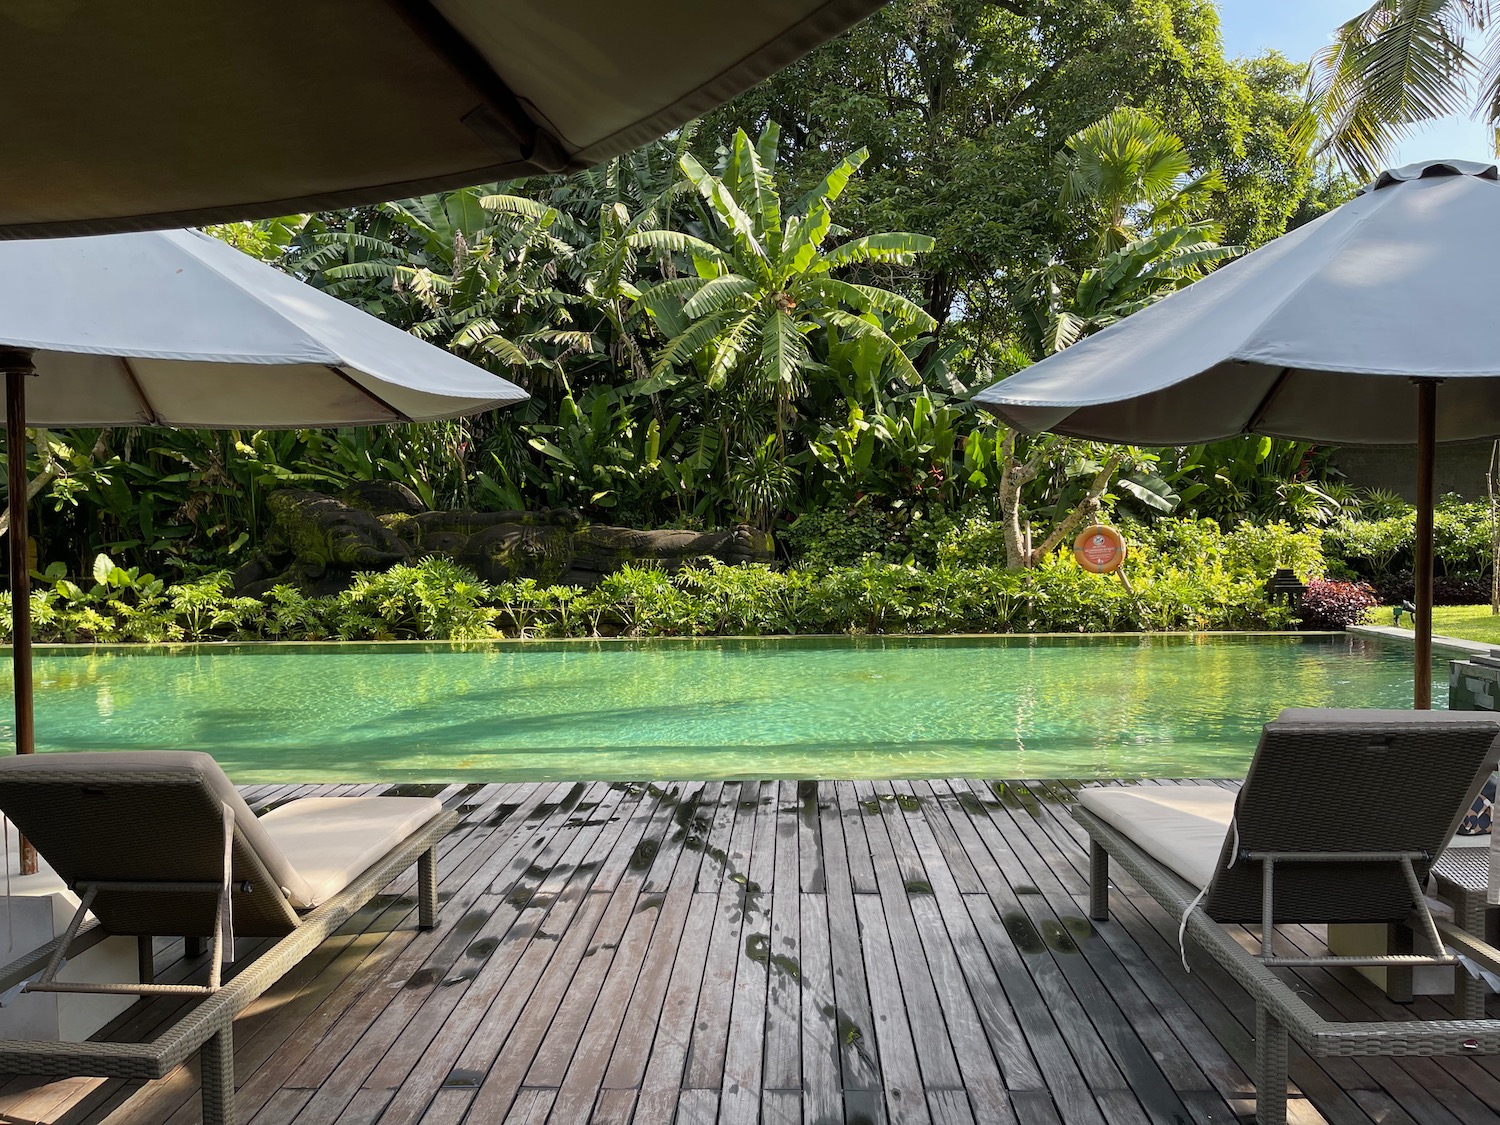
[998,433,1124,569]
[997,427,1038,569]
[1029,453,1124,564]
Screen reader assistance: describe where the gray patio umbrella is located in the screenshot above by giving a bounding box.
[974,158,1500,708]
[0,228,527,794]
[0,1,884,239]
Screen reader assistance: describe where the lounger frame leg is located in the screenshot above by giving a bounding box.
[1255,1003,1288,1125]
[1387,923,1413,1004]
[1089,840,1110,921]
[184,936,205,958]
[1453,891,1488,1018]
[137,937,154,987]
[419,846,438,930]
[199,1027,235,1125]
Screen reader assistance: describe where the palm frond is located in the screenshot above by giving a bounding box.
[323,260,401,281]
[822,232,936,269]
[754,308,811,396]
[710,310,763,389]
[748,124,784,257]
[681,274,759,319]
[476,335,538,367]
[481,194,558,223]
[809,278,938,330]
[648,311,736,379]
[795,148,870,212]
[626,228,735,268]
[1308,0,1474,176]
[823,309,921,385]
[632,275,711,311]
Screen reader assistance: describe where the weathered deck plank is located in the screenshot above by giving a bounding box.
[4,777,1498,1125]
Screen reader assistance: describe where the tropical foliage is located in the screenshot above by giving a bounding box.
[10,518,1314,644]
[0,2,1377,635]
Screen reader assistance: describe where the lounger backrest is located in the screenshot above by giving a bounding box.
[1202,709,1500,923]
[0,751,307,937]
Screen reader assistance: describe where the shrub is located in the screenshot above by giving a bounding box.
[1433,499,1493,578]
[1298,579,1378,629]
[5,514,1345,643]
[335,557,496,640]
[783,507,895,570]
[1323,495,1493,588]
[935,515,1012,570]
[784,504,960,571]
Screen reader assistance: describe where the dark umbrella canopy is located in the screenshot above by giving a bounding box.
[0,0,883,239]
[973,159,1500,708]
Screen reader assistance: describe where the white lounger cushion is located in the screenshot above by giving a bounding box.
[259,796,444,909]
[1077,786,1235,891]
[1078,779,1493,895]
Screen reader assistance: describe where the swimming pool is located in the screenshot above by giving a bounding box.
[0,633,1442,783]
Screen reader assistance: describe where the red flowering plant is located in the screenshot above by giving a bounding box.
[1298,579,1379,629]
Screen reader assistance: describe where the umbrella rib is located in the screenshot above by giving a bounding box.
[385,0,566,169]
[1245,367,1295,433]
[326,366,415,424]
[118,357,162,425]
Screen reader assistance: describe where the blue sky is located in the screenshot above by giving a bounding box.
[1216,0,1495,167]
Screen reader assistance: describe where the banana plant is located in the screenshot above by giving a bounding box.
[629,123,935,448]
[292,187,587,388]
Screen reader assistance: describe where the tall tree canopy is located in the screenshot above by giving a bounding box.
[696,0,1313,360]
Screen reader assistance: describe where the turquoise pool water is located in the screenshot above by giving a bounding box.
[0,634,1442,783]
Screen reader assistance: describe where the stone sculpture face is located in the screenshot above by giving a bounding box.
[266,491,410,568]
[457,523,571,585]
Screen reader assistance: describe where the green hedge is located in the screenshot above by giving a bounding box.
[4,517,1310,643]
[1322,496,1492,582]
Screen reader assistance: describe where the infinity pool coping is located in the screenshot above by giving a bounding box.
[2,628,1349,655]
[1348,624,1494,655]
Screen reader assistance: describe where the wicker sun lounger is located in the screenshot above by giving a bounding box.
[1076,708,1500,1125]
[0,751,457,1125]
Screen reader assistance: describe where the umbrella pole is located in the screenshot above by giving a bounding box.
[1414,379,1438,709]
[2,350,35,873]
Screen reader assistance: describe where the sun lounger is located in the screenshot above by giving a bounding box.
[0,751,457,1125]
[1076,708,1500,1125]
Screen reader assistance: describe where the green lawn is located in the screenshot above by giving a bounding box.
[1428,605,1500,645]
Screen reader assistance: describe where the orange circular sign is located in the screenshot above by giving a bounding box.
[1073,524,1127,573]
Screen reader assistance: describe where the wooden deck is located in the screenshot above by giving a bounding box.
[4,777,1500,1125]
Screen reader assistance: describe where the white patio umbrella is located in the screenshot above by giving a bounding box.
[974,159,1500,708]
[0,229,528,812]
[0,1,884,239]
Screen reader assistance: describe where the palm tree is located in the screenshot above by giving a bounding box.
[996,109,1241,568]
[1055,107,1225,256]
[630,124,935,448]
[292,188,590,390]
[1307,1,1492,177]
[1022,223,1243,356]
[1027,109,1241,357]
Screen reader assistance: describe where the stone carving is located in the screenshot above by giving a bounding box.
[233,488,774,596]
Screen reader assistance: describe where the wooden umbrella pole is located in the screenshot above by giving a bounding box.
[2,350,36,873]
[1413,378,1438,710]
